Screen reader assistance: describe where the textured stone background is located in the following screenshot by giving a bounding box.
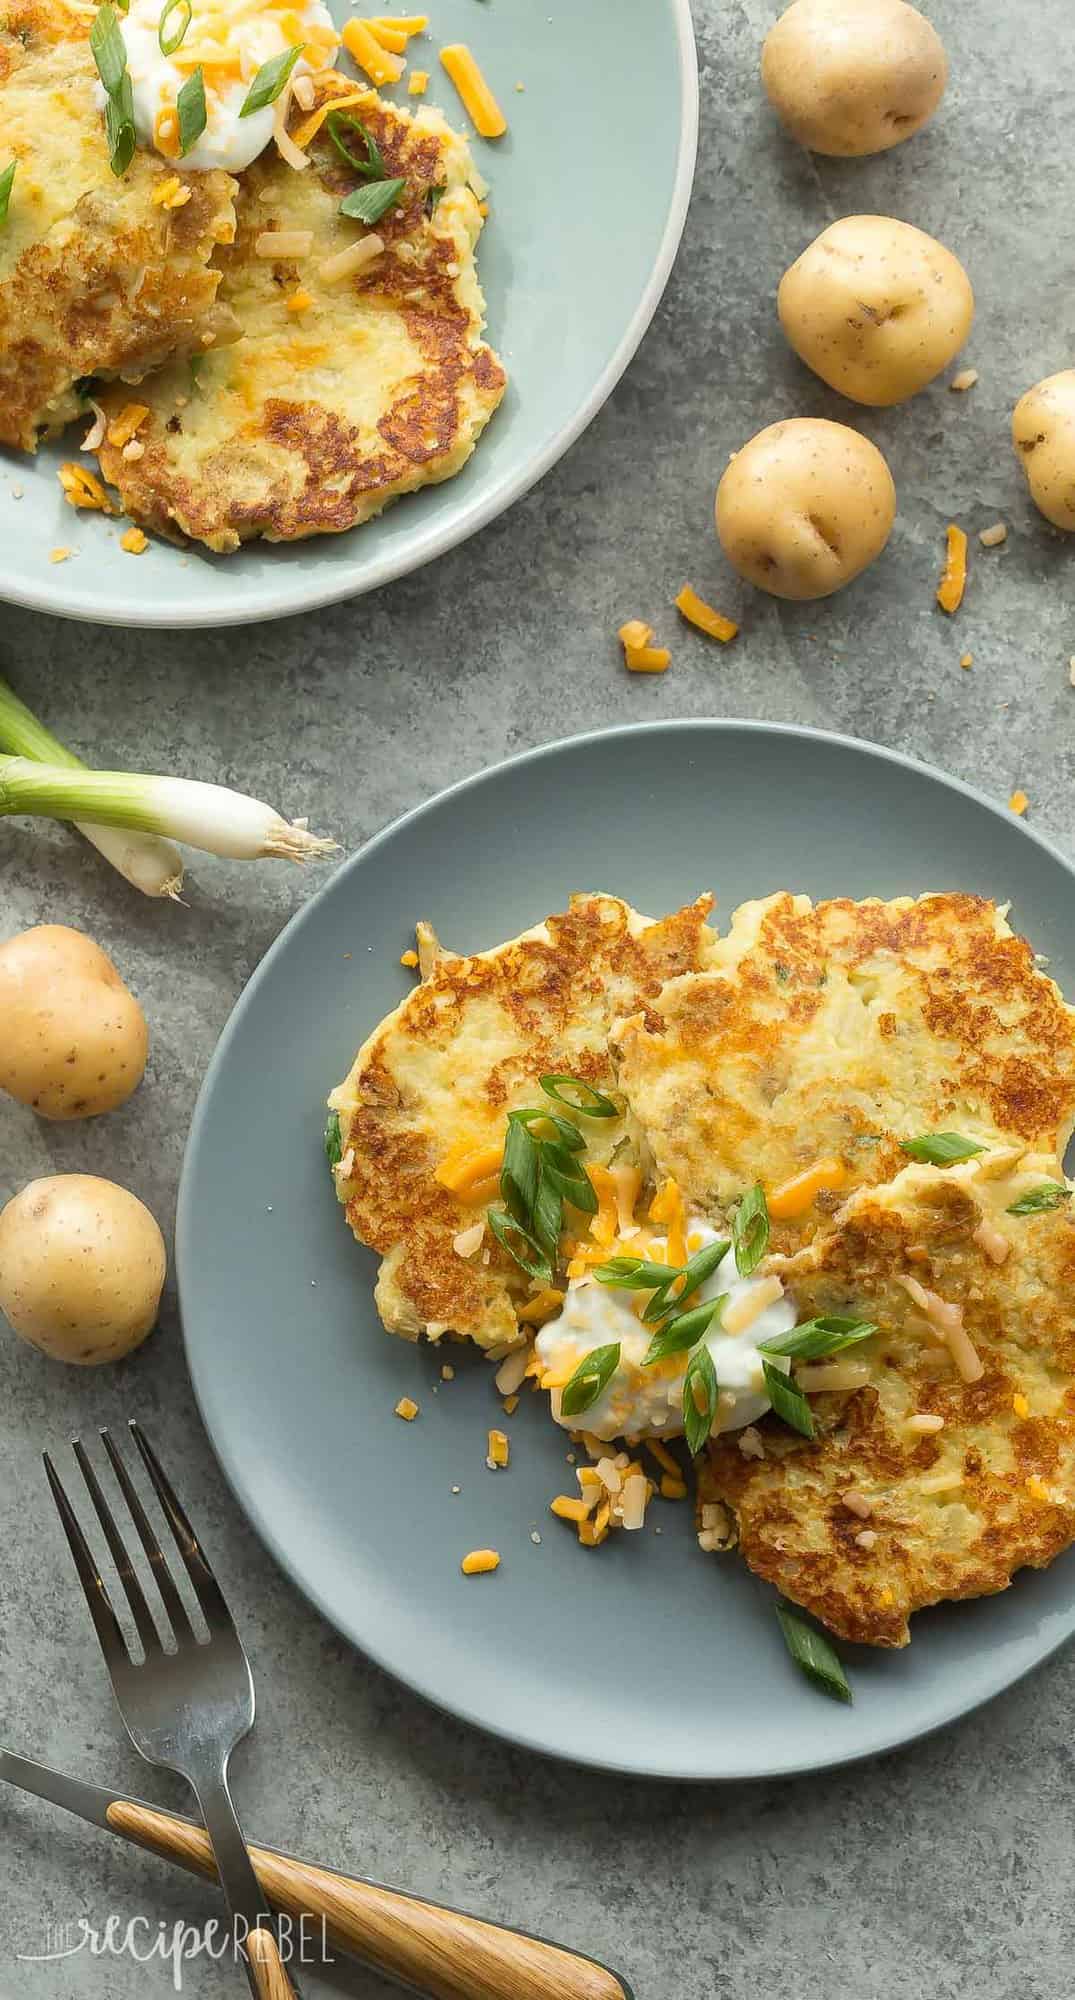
[3,1,1075,1994]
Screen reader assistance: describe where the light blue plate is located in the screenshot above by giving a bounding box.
[178,722,1075,1780]
[0,0,697,627]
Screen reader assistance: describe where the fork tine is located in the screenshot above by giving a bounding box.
[43,1451,132,1674]
[128,1422,234,1633]
[99,1429,197,1644]
[71,1440,166,1659]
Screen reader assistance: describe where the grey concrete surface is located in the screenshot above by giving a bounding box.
[3,2,1075,1994]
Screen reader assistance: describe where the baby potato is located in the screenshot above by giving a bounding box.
[1012,372,1075,531]
[0,1175,165,1365]
[778,216,974,407]
[0,923,148,1121]
[762,0,948,157]
[716,418,896,600]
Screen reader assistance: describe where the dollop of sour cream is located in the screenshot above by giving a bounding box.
[535,1223,796,1444]
[112,0,339,174]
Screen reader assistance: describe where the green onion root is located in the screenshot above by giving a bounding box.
[0,756,338,864]
[0,677,185,898]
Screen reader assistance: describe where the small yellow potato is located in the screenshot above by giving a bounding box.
[762,0,948,157]
[0,1175,166,1365]
[1012,372,1075,531]
[778,216,974,407]
[716,418,896,600]
[0,924,148,1120]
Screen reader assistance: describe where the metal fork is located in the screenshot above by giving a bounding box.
[45,1421,299,2000]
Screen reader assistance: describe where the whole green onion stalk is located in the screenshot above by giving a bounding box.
[0,675,184,898]
[0,679,337,887]
[0,758,338,864]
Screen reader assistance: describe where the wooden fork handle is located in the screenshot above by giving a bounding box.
[108,1799,630,2000]
[246,1927,297,2000]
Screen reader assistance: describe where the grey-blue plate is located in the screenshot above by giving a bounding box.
[177,722,1075,1780]
[0,0,696,627]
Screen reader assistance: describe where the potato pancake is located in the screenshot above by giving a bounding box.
[328,895,714,1354]
[700,1153,1075,1646]
[96,80,505,550]
[615,892,1075,1250]
[0,0,237,450]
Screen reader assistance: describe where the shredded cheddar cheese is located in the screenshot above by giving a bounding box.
[363,15,408,51]
[937,524,968,614]
[408,68,429,94]
[1013,1392,1030,1418]
[58,463,114,513]
[617,618,652,650]
[291,87,370,152]
[440,43,507,138]
[460,1548,500,1574]
[394,1396,419,1420]
[1008,790,1029,816]
[400,948,419,967]
[649,1178,687,1267]
[516,1288,565,1327]
[487,1428,510,1468]
[768,1157,845,1220]
[675,584,738,643]
[342,17,404,83]
[120,527,149,554]
[624,645,671,674]
[433,1140,503,1195]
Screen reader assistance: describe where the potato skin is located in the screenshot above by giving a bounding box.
[0,1175,166,1365]
[762,0,948,158]
[778,216,974,408]
[0,924,148,1120]
[716,418,896,600]
[1012,372,1075,532]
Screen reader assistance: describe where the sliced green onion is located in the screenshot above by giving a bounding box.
[487,1208,553,1286]
[560,1342,620,1419]
[642,1297,725,1369]
[591,1255,682,1291]
[339,177,406,226]
[530,1170,563,1260]
[501,1115,539,1228]
[1006,1183,1071,1215]
[324,1110,342,1167]
[90,3,127,96]
[176,65,206,155]
[0,757,336,864]
[0,678,183,898]
[157,0,191,54]
[540,1146,597,1215]
[899,1131,985,1165]
[733,1183,770,1277]
[425,181,446,214]
[682,1345,718,1455]
[762,1359,815,1439]
[540,1075,618,1117]
[0,160,15,226]
[104,72,136,176]
[325,110,386,178]
[759,1315,877,1361]
[240,43,304,118]
[776,1603,852,1704]
[507,1107,585,1151]
[641,1238,729,1323]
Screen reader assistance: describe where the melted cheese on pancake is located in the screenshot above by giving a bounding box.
[328,894,715,1353]
[96,84,505,549]
[701,1153,1075,1646]
[615,892,1075,1251]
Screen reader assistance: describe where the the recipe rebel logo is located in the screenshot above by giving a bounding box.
[16,1911,334,1989]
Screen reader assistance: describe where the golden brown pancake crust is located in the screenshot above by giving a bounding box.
[97,81,506,548]
[330,895,714,1351]
[701,1156,1075,1645]
[616,892,1075,1250]
[0,0,236,450]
